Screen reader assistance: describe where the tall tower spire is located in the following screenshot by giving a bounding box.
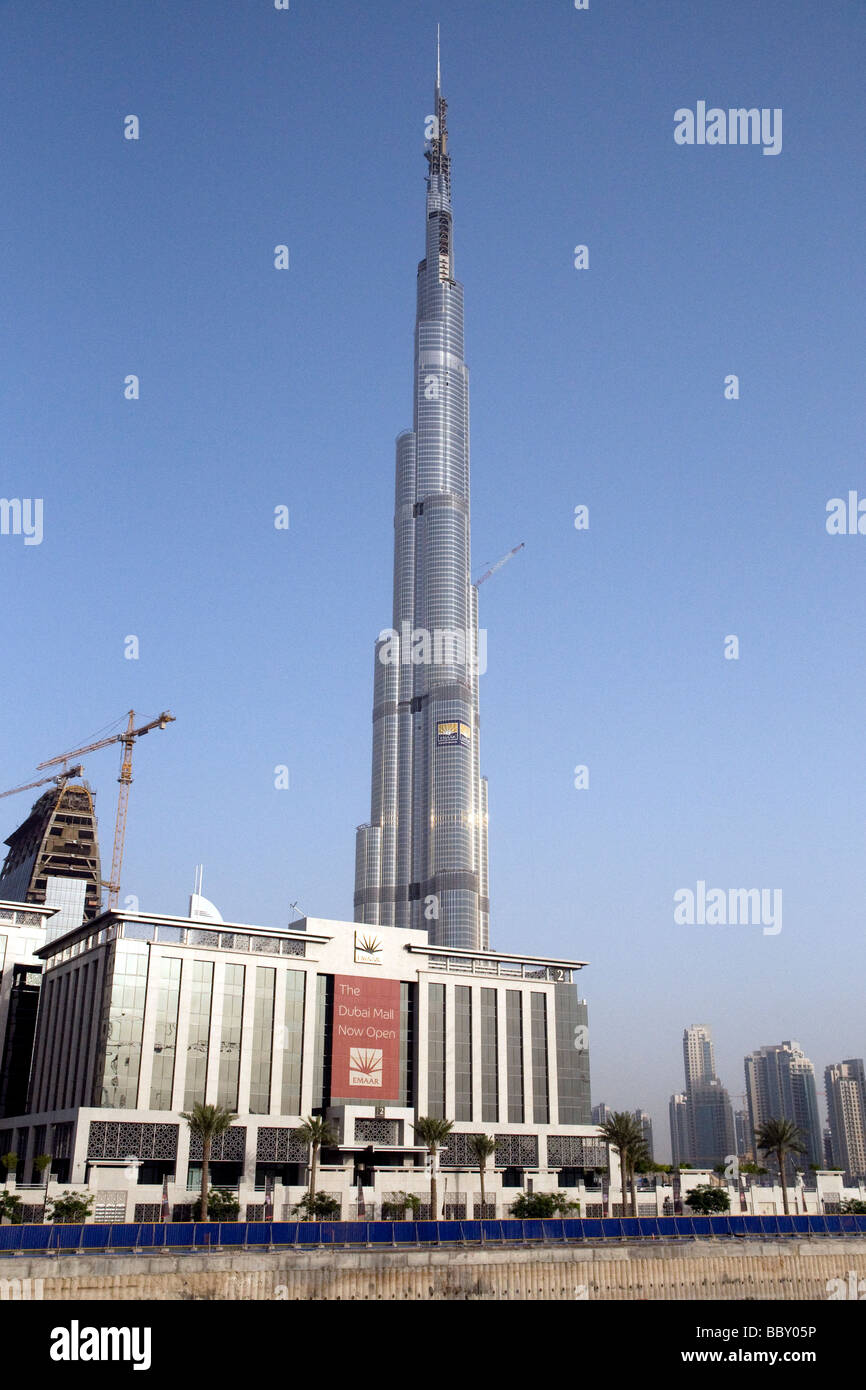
[354,61,489,950]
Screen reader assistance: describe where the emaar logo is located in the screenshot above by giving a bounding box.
[49,1321,152,1371]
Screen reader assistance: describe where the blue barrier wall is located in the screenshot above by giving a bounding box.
[0,1213,865,1254]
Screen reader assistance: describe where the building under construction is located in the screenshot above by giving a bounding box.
[0,781,102,940]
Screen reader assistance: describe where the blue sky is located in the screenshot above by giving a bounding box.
[2,0,864,1156]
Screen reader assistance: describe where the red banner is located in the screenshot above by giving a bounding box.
[332,975,401,1101]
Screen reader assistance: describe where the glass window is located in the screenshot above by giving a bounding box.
[157,925,185,944]
[454,986,472,1121]
[279,971,305,1115]
[99,950,148,1109]
[217,964,245,1110]
[183,961,214,1110]
[427,982,446,1119]
[251,935,282,954]
[480,988,499,1123]
[150,957,182,1109]
[249,967,275,1114]
[554,984,591,1125]
[399,982,414,1107]
[506,991,524,1124]
[122,922,155,941]
[530,993,550,1124]
[312,975,332,1109]
[189,929,220,948]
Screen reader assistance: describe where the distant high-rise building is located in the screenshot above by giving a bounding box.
[669,1094,689,1167]
[683,1024,716,1094]
[823,1127,835,1170]
[353,54,489,950]
[690,1079,737,1167]
[633,1109,654,1162]
[591,1102,613,1126]
[825,1059,866,1180]
[681,1025,736,1166]
[744,1041,823,1170]
[0,782,101,940]
[734,1107,751,1159]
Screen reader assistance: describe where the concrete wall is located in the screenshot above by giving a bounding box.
[2,1238,864,1301]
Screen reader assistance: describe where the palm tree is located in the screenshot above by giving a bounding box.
[181,1103,237,1223]
[754,1118,806,1215]
[412,1117,453,1220]
[599,1113,648,1217]
[467,1133,497,1219]
[295,1116,337,1202]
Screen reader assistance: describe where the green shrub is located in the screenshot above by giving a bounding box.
[193,1188,241,1222]
[293,1193,340,1221]
[509,1192,579,1218]
[0,1191,24,1224]
[685,1185,730,1214]
[47,1191,94,1224]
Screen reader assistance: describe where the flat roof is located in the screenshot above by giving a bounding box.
[406,943,589,970]
[0,900,58,918]
[35,908,332,958]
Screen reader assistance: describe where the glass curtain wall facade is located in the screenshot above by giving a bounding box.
[280,971,305,1115]
[427,982,446,1118]
[98,949,147,1109]
[182,961,213,1111]
[506,991,524,1123]
[150,957,181,1109]
[480,988,499,1122]
[354,60,489,950]
[249,967,275,1114]
[217,964,244,1110]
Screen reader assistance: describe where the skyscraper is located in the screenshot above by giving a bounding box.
[681,1025,736,1166]
[734,1107,752,1160]
[669,1093,689,1167]
[744,1041,823,1170]
[683,1024,716,1096]
[633,1109,655,1162]
[825,1059,866,1180]
[0,781,101,940]
[690,1079,737,1167]
[354,51,488,950]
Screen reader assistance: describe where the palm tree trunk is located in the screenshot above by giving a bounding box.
[310,1143,318,1202]
[201,1136,210,1223]
[778,1148,790,1215]
[430,1148,438,1221]
[479,1162,486,1219]
[629,1163,638,1219]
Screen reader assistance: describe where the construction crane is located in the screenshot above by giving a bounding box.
[37,710,176,909]
[474,541,525,588]
[0,765,84,802]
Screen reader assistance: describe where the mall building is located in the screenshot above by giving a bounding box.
[0,900,607,1221]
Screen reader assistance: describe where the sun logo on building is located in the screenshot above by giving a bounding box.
[349,1048,383,1087]
[354,931,382,964]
